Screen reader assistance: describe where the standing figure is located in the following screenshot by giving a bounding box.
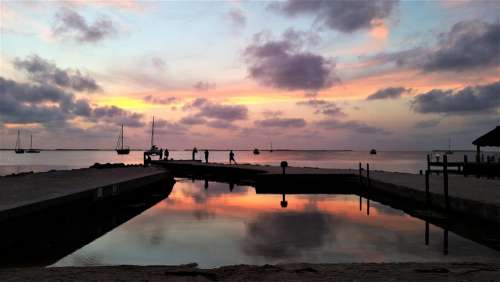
[204,150,209,163]
[229,150,236,164]
[164,148,169,160]
[192,147,198,160]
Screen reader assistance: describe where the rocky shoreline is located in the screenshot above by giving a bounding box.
[1,262,499,281]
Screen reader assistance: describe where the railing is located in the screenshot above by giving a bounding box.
[427,154,499,179]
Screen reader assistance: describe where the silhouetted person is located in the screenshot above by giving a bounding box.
[164,148,169,160]
[159,148,163,159]
[204,150,209,163]
[229,150,236,164]
[192,147,198,160]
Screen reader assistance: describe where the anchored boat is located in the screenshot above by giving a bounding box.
[116,124,130,155]
[26,134,41,153]
[14,130,24,154]
[145,116,162,156]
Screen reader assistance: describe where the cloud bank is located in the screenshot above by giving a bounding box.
[273,0,398,33]
[412,81,500,114]
[13,55,101,92]
[366,87,411,100]
[245,30,338,92]
[52,8,116,43]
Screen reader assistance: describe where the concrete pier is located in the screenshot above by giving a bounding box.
[0,166,173,221]
[151,160,500,223]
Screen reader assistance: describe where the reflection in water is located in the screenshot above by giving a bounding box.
[0,182,174,267]
[280,193,288,208]
[242,210,335,259]
[49,179,500,267]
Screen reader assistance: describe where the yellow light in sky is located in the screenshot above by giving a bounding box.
[94,96,151,110]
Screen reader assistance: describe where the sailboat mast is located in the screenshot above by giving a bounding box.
[30,134,33,149]
[121,124,124,150]
[16,130,20,149]
[151,116,155,148]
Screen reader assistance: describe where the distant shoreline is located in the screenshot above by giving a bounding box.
[0,148,490,152]
[0,148,355,152]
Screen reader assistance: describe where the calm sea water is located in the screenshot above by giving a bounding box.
[53,179,500,267]
[1,150,493,176]
[2,150,500,266]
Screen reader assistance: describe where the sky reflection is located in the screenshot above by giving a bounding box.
[54,179,500,267]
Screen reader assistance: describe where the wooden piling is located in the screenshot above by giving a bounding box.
[427,154,431,175]
[443,155,449,212]
[359,162,362,185]
[367,198,370,216]
[463,155,468,177]
[443,229,449,255]
[366,163,370,188]
[425,169,430,206]
[425,221,429,246]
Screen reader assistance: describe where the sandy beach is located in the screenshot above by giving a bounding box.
[2,263,500,282]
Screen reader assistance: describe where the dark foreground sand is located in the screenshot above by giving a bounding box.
[1,263,499,282]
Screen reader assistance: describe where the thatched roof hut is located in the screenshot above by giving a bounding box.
[473,126,500,147]
[472,126,500,162]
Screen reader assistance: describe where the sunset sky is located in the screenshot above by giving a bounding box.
[1,0,499,150]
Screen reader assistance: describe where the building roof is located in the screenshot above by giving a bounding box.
[473,126,500,147]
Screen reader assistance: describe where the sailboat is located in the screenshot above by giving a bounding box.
[270,141,273,152]
[26,134,41,153]
[116,124,130,155]
[14,130,24,154]
[446,138,453,155]
[145,116,161,155]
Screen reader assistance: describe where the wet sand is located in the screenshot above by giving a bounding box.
[1,263,499,281]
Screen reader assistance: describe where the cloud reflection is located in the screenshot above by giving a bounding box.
[242,210,336,259]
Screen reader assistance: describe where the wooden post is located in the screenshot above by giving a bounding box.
[425,221,429,246]
[427,154,431,175]
[359,195,362,211]
[367,198,370,216]
[366,163,370,188]
[476,145,480,163]
[443,229,449,255]
[476,145,481,178]
[463,155,468,177]
[425,169,430,206]
[443,155,449,212]
[359,162,362,185]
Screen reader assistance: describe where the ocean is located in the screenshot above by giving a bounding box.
[1,150,493,176]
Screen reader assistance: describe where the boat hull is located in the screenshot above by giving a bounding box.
[116,149,130,155]
[26,149,41,153]
[15,149,25,154]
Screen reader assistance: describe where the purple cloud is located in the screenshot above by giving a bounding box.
[272,0,398,33]
[366,87,411,100]
[245,30,338,92]
[52,8,116,43]
[255,118,306,128]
